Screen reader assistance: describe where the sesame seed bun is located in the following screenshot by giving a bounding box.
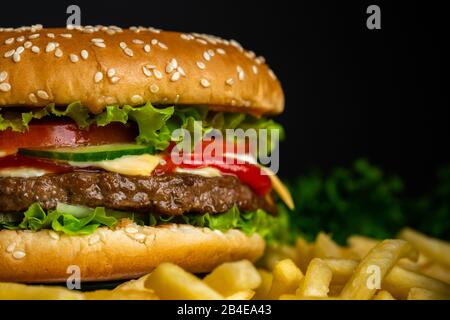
[0,26,284,116]
[0,224,265,283]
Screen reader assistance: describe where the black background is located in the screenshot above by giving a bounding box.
[1,1,447,194]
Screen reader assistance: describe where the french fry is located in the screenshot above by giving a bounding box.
[296,258,332,297]
[420,263,450,284]
[114,274,151,291]
[328,284,344,297]
[373,290,395,300]
[407,287,450,300]
[84,289,158,300]
[313,232,344,259]
[383,266,450,299]
[0,283,84,300]
[279,294,341,300]
[203,260,261,296]
[340,239,417,300]
[397,254,430,272]
[144,263,223,300]
[399,228,450,268]
[295,237,313,272]
[267,259,303,299]
[260,244,299,271]
[323,259,359,284]
[253,269,273,300]
[226,289,255,300]
[347,235,379,259]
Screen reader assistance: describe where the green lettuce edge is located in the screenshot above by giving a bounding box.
[0,203,290,243]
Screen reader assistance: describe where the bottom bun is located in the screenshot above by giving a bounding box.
[0,224,265,283]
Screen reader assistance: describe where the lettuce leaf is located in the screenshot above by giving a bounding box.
[0,102,284,153]
[1,203,290,243]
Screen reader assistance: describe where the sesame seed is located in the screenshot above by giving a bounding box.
[93,41,106,48]
[13,52,21,62]
[4,49,15,58]
[146,64,156,69]
[37,90,49,100]
[31,46,40,54]
[268,69,276,79]
[105,96,116,104]
[119,42,127,49]
[166,58,177,73]
[60,33,72,38]
[151,39,158,45]
[91,38,104,43]
[149,83,159,93]
[13,251,26,260]
[89,235,100,245]
[144,44,151,53]
[80,50,88,60]
[245,50,256,59]
[94,71,103,83]
[142,66,152,77]
[47,33,55,38]
[24,41,32,49]
[16,46,25,54]
[196,61,206,69]
[226,78,235,86]
[6,243,15,253]
[0,71,7,82]
[153,69,162,79]
[196,38,208,45]
[107,68,116,78]
[5,37,14,45]
[131,95,143,103]
[45,42,56,53]
[29,93,38,103]
[200,78,210,88]
[54,48,63,58]
[180,34,191,40]
[255,56,265,65]
[124,47,133,57]
[28,33,40,39]
[177,66,186,77]
[16,36,25,42]
[148,27,161,34]
[252,65,258,74]
[132,39,144,44]
[216,48,226,55]
[157,42,168,49]
[110,76,120,83]
[69,53,79,63]
[134,233,146,241]
[207,49,215,57]
[170,71,181,81]
[203,51,211,61]
[49,230,59,240]
[237,66,245,80]
[125,226,138,234]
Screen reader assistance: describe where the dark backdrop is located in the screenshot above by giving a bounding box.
[1,1,447,194]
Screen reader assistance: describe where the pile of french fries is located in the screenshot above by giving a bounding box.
[0,227,449,300]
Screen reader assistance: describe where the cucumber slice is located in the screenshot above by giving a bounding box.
[19,143,155,162]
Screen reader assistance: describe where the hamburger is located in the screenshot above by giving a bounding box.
[0,24,292,282]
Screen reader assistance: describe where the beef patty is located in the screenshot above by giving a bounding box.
[0,172,276,216]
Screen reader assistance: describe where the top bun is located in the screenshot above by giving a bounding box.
[0,25,284,116]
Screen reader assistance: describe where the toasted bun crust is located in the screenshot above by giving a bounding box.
[0,224,265,283]
[0,25,284,116]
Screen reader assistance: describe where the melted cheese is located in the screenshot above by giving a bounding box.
[69,154,162,176]
[175,166,222,177]
[0,168,50,178]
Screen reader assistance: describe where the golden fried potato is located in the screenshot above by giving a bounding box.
[340,239,417,300]
[296,258,332,298]
[347,235,379,259]
[323,259,359,284]
[144,263,223,300]
[0,283,83,300]
[295,237,313,273]
[113,274,151,292]
[407,287,450,300]
[226,289,255,300]
[399,228,450,268]
[267,259,303,299]
[373,290,395,300]
[383,266,450,299]
[420,263,450,284]
[313,233,344,259]
[84,289,158,300]
[253,269,273,300]
[203,260,261,296]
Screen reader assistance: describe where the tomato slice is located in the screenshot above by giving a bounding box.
[0,119,137,151]
[157,139,271,196]
[0,154,74,173]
